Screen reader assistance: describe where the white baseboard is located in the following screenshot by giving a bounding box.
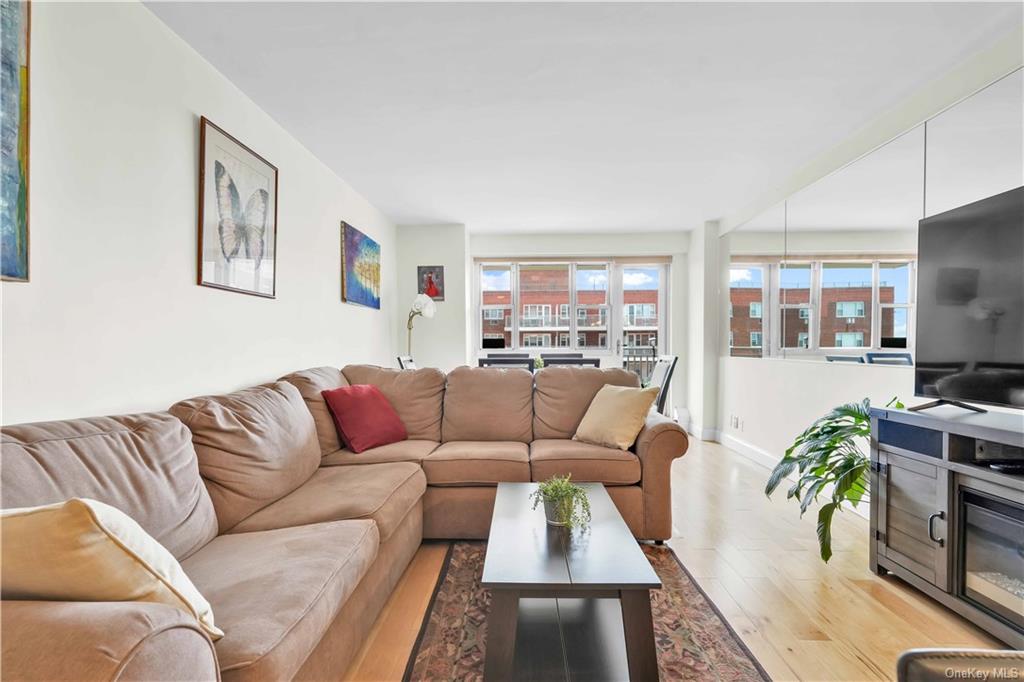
[719,432,870,520]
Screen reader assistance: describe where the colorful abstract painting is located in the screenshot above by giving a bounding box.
[341,222,381,309]
[1,0,29,281]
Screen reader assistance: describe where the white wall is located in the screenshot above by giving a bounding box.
[1,2,397,424]
[395,224,470,371]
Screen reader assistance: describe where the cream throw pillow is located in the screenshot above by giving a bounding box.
[1,498,223,640]
[573,384,659,450]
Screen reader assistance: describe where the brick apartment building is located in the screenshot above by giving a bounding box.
[481,267,658,349]
[730,284,895,356]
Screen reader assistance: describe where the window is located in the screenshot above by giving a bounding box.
[480,265,512,348]
[729,265,766,358]
[750,331,763,347]
[780,263,812,350]
[836,301,865,318]
[835,332,864,347]
[821,263,872,348]
[477,261,667,352]
[880,262,913,349]
[749,302,763,318]
[797,332,809,348]
[523,334,551,347]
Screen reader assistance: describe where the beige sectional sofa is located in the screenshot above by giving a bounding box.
[1,365,688,681]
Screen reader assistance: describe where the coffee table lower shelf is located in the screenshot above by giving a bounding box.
[485,588,657,682]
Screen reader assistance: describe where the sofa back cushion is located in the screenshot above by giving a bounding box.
[1,412,218,560]
[279,367,349,456]
[341,365,445,441]
[533,366,641,440]
[169,382,320,533]
[442,366,533,443]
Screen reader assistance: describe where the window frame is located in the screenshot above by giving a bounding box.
[740,257,916,358]
[475,260,668,354]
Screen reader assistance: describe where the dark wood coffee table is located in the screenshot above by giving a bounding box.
[481,482,661,681]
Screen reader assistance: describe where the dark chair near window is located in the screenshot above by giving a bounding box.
[543,357,600,367]
[647,355,678,416]
[396,355,417,370]
[478,357,535,371]
[826,355,865,364]
[866,352,913,366]
[487,353,529,359]
[540,353,583,360]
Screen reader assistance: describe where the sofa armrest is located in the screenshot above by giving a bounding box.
[1,601,220,682]
[632,411,690,540]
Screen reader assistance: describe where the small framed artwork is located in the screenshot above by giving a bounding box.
[1,0,30,282]
[417,265,445,301]
[197,117,278,298]
[341,222,381,309]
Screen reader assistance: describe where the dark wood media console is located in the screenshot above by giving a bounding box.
[870,405,1024,648]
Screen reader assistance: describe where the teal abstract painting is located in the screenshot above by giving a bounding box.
[341,222,381,309]
[1,0,29,281]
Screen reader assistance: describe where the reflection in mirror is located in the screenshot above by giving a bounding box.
[926,69,1023,217]
[727,202,784,358]
[781,125,924,361]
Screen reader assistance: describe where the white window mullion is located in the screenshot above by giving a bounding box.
[871,261,881,349]
[511,263,520,350]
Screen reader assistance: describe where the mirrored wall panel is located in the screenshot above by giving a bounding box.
[725,67,1022,368]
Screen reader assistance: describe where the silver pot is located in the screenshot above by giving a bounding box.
[543,497,571,526]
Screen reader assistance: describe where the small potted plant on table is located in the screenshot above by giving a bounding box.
[530,474,592,528]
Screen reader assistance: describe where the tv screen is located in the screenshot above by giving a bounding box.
[915,186,1024,409]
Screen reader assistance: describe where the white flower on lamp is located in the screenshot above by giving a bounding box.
[407,293,437,355]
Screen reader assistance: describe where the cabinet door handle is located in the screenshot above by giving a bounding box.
[927,511,945,547]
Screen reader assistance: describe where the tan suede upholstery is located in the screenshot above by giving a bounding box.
[423,441,530,486]
[533,366,640,439]
[341,365,446,441]
[228,463,426,542]
[442,366,533,443]
[422,486,497,539]
[0,601,219,682]
[321,439,439,467]
[530,439,642,485]
[607,485,644,538]
[634,410,690,539]
[1,413,218,560]
[182,520,379,682]
[278,367,348,456]
[294,503,421,681]
[169,382,321,533]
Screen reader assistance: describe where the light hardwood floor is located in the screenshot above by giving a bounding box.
[344,439,1001,681]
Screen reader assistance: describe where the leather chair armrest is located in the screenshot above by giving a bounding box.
[897,649,1024,682]
[1,601,220,682]
[632,410,689,540]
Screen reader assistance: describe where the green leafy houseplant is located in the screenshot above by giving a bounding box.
[765,396,903,562]
[531,475,592,529]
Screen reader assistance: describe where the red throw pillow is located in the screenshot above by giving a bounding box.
[321,385,407,453]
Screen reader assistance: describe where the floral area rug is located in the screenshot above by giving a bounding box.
[403,541,770,681]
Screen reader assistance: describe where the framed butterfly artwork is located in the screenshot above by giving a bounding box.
[197,117,278,298]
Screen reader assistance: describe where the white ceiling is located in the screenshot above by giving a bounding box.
[148,2,1022,234]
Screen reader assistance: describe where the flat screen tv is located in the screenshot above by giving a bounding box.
[915,186,1024,409]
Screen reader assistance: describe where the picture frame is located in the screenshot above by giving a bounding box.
[417,265,445,301]
[1,0,30,282]
[341,221,381,309]
[197,116,278,298]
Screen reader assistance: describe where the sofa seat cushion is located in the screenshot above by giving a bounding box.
[182,520,378,682]
[423,441,530,486]
[227,463,425,542]
[530,439,641,485]
[320,439,439,466]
